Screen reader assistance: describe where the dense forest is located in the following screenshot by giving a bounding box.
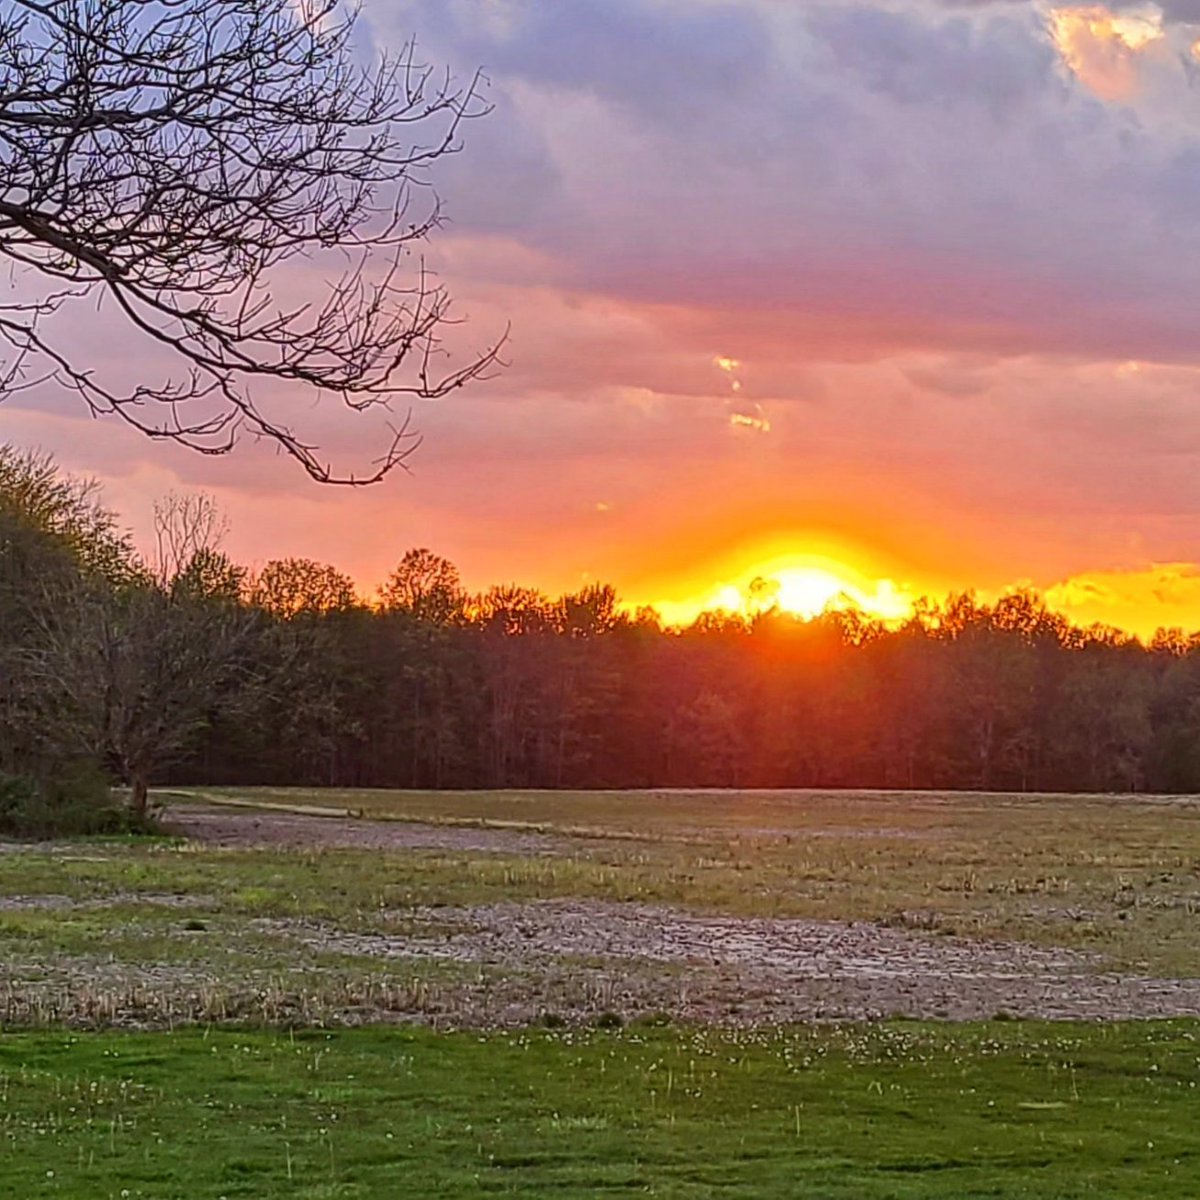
[6,444,1200,824]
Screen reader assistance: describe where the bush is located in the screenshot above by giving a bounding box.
[0,766,159,839]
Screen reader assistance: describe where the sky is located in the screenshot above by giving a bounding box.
[9,0,1200,634]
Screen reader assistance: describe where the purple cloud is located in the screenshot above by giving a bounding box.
[12,0,1200,626]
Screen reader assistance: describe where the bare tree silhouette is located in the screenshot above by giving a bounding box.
[0,0,502,482]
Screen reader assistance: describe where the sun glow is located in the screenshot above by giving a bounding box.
[645,548,919,627]
[1049,5,1163,53]
[774,568,860,618]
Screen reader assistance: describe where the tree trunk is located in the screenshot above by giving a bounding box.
[130,773,149,816]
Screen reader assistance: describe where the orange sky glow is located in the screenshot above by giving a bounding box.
[10,0,1200,643]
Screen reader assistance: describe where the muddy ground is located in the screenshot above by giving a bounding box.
[271,899,1200,1024]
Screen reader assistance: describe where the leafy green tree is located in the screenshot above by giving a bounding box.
[0,446,136,795]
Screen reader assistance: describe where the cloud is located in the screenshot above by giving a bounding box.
[14,0,1200,641]
[728,403,771,434]
[1048,4,1166,100]
[934,0,1200,16]
[808,2,1056,113]
[365,0,1200,375]
[400,0,773,121]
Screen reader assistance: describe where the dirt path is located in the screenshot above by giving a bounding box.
[163,802,570,855]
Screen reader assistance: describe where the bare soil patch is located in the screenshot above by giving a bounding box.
[271,899,1200,1024]
[0,892,214,912]
[16,896,1196,1029]
[163,802,569,855]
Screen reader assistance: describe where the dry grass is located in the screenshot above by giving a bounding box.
[2,787,1200,1029]
[169,786,1200,975]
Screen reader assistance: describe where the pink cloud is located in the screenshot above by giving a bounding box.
[10,0,1200,636]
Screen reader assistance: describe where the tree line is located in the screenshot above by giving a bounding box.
[6,446,1200,829]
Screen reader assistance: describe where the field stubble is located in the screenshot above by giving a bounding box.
[1,787,1200,1028]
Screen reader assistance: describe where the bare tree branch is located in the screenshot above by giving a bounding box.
[0,0,504,483]
[152,489,225,586]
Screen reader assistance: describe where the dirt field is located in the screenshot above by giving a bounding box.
[5,791,1200,1029]
[169,801,571,854]
[268,897,1200,1023]
[173,800,1200,1023]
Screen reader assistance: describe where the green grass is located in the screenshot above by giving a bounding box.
[1,1021,1198,1198]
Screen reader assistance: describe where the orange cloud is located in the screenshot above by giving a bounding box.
[1048,5,1164,100]
[728,408,771,434]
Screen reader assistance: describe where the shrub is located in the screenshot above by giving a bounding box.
[0,766,159,839]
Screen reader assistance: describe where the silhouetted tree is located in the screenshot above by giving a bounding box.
[12,450,1200,798]
[381,549,465,625]
[251,558,357,619]
[35,573,253,812]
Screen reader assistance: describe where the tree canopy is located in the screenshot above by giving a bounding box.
[8,449,1200,816]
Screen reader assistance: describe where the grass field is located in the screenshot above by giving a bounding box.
[4,786,1200,1195]
[10,785,1200,971]
[3,1021,1200,1198]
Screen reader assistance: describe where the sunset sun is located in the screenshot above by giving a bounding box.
[646,544,920,627]
[773,567,859,619]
